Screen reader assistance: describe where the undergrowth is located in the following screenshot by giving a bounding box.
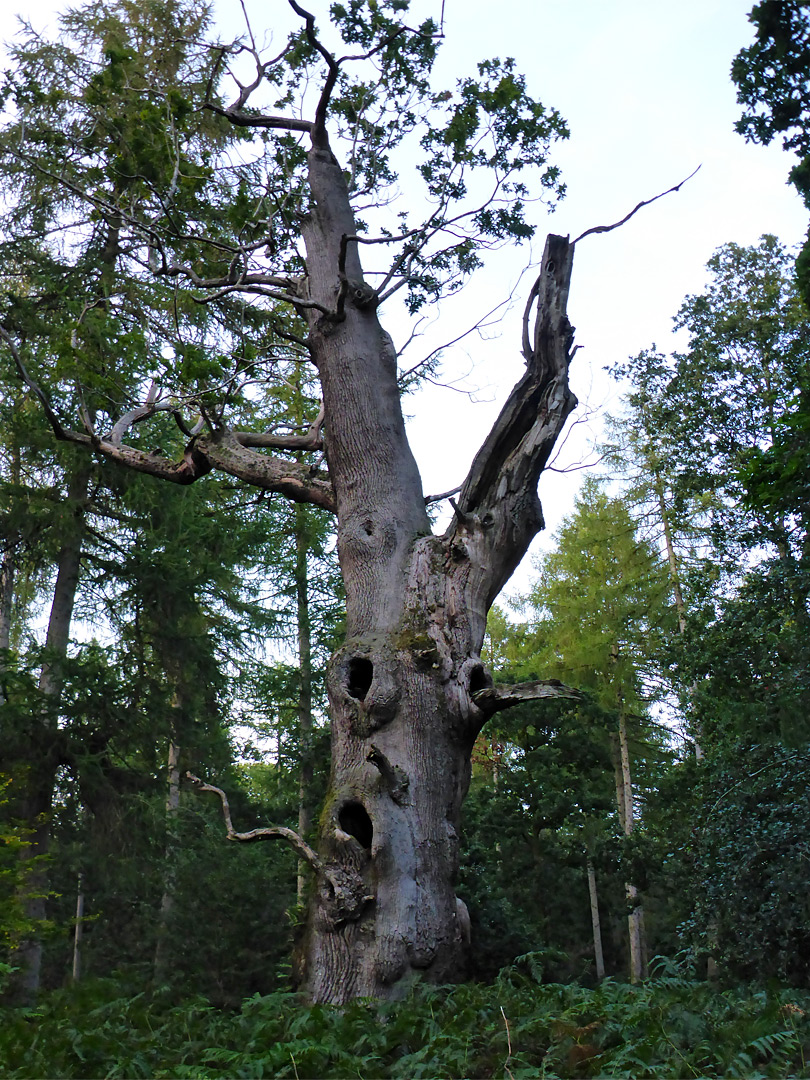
[1,963,808,1078]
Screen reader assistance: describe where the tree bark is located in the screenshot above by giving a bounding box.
[651,470,706,760]
[295,507,314,906]
[154,733,181,982]
[71,872,85,983]
[611,709,647,984]
[586,857,605,980]
[0,553,14,655]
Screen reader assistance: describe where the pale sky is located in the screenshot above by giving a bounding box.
[1,0,806,599]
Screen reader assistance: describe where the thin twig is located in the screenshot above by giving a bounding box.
[572,165,702,246]
[500,1006,515,1080]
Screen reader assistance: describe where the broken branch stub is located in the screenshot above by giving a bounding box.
[472,680,582,716]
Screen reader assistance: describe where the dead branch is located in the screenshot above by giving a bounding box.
[235,403,325,451]
[472,680,582,715]
[186,772,324,871]
[424,484,462,505]
[289,0,339,142]
[572,166,701,246]
[446,234,577,617]
[186,772,374,925]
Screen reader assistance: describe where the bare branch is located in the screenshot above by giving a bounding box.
[425,484,462,505]
[446,234,578,619]
[235,403,325,451]
[572,166,701,247]
[288,0,339,142]
[201,428,335,510]
[186,772,374,926]
[186,772,324,871]
[205,101,312,133]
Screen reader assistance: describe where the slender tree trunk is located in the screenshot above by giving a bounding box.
[71,872,84,982]
[0,553,14,655]
[612,710,647,983]
[154,733,181,982]
[11,460,90,1003]
[652,473,705,760]
[586,857,605,980]
[655,483,686,637]
[295,507,314,905]
[1,443,21,660]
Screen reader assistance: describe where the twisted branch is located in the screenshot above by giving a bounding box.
[186,772,323,871]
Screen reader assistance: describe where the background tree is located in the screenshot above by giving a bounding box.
[607,232,810,982]
[520,480,676,982]
[733,1,810,301]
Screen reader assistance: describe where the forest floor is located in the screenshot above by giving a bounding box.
[1,968,809,1078]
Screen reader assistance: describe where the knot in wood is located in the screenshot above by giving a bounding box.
[348,279,379,310]
[320,864,374,929]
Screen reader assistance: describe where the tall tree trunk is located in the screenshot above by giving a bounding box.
[586,857,605,980]
[1,442,21,658]
[11,460,90,1003]
[154,731,181,982]
[611,709,647,984]
[295,507,314,905]
[71,872,84,983]
[0,552,14,655]
[651,472,705,760]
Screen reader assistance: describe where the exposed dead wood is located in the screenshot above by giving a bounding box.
[472,679,581,715]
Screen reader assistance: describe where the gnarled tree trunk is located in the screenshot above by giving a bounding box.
[293,135,577,1001]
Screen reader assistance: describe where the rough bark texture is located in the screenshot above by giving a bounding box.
[295,509,315,906]
[289,132,577,1001]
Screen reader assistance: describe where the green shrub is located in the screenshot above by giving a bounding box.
[1,972,808,1078]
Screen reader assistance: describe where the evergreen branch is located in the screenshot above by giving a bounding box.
[0,325,68,440]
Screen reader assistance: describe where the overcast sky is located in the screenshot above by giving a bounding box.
[1,0,806,598]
